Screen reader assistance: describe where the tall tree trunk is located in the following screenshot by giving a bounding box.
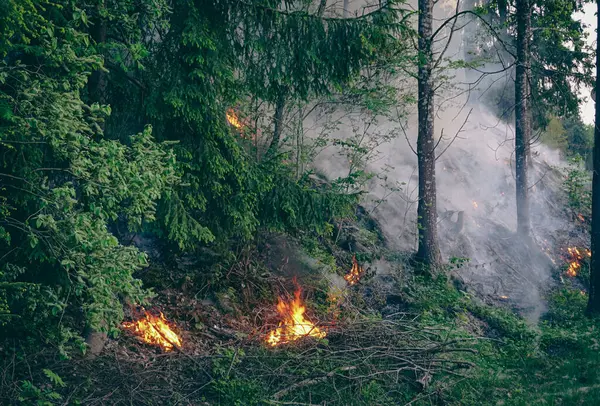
[587,0,600,315]
[84,3,109,357]
[415,0,441,267]
[88,9,108,106]
[515,0,531,237]
[267,91,287,157]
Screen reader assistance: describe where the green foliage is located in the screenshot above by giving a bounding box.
[564,116,594,168]
[259,170,358,236]
[539,115,567,150]
[0,0,177,348]
[479,0,593,126]
[563,156,591,223]
[17,369,65,405]
[209,347,266,405]
[0,0,408,353]
[537,115,593,168]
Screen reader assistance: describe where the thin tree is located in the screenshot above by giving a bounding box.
[415,0,442,266]
[514,0,532,237]
[587,0,600,315]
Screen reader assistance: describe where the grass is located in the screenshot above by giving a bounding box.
[405,275,600,405]
[5,250,600,405]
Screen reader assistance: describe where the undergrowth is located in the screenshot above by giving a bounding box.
[3,243,600,405]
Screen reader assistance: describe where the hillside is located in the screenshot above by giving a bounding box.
[1,0,599,405]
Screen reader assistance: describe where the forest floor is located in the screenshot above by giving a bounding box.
[4,222,600,405]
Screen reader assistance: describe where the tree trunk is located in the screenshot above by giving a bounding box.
[514,0,531,237]
[343,0,349,17]
[317,0,327,16]
[587,0,600,315]
[415,0,441,267]
[296,106,304,179]
[267,92,286,157]
[88,9,108,106]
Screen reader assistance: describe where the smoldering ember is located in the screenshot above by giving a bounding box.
[2,0,600,404]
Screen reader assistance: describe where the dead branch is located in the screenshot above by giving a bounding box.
[272,366,357,399]
[435,108,473,161]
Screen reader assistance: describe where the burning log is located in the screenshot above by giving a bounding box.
[122,310,182,352]
[344,255,365,286]
[267,286,326,347]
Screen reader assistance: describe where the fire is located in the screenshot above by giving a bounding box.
[472,201,478,209]
[226,109,243,129]
[578,213,586,222]
[564,247,591,277]
[344,255,365,286]
[122,311,182,351]
[267,287,326,347]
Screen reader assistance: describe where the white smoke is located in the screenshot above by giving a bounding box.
[306,0,586,322]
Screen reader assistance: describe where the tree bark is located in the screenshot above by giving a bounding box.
[587,0,600,315]
[514,0,531,237]
[267,91,287,157]
[415,0,441,267]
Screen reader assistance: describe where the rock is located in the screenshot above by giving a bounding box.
[84,330,107,358]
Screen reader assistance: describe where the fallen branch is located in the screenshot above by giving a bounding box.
[272,366,357,399]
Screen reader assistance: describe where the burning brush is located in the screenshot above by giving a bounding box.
[344,254,365,286]
[563,247,591,278]
[226,108,258,141]
[266,285,326,347]
[226,109,243,129]
[122,309,182,352]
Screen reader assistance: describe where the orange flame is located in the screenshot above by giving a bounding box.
[578,213,586,222]
[226,109,243,129]
[472,201,478,209]
[267,287,326,347]
[564,247,591,277]
[344,255,365,286]
[122,311,182,351]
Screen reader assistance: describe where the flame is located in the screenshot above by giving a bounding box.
[472,201,478,209]
[499,295,509,299]
[267,287,326,347]
[344,255,365,286]
[564,247,591,277]
[122,311,182,351]
[578,213,586,222]
[226,109,243,129]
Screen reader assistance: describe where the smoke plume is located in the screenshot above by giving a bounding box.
[307,0,587,322]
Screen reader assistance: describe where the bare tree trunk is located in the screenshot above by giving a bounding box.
[587,0,600,316]
[317,0,327,16]
[343,0,349,17]
[267,92,286,157]
[515,0,531,237]
[415,0,441,267]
